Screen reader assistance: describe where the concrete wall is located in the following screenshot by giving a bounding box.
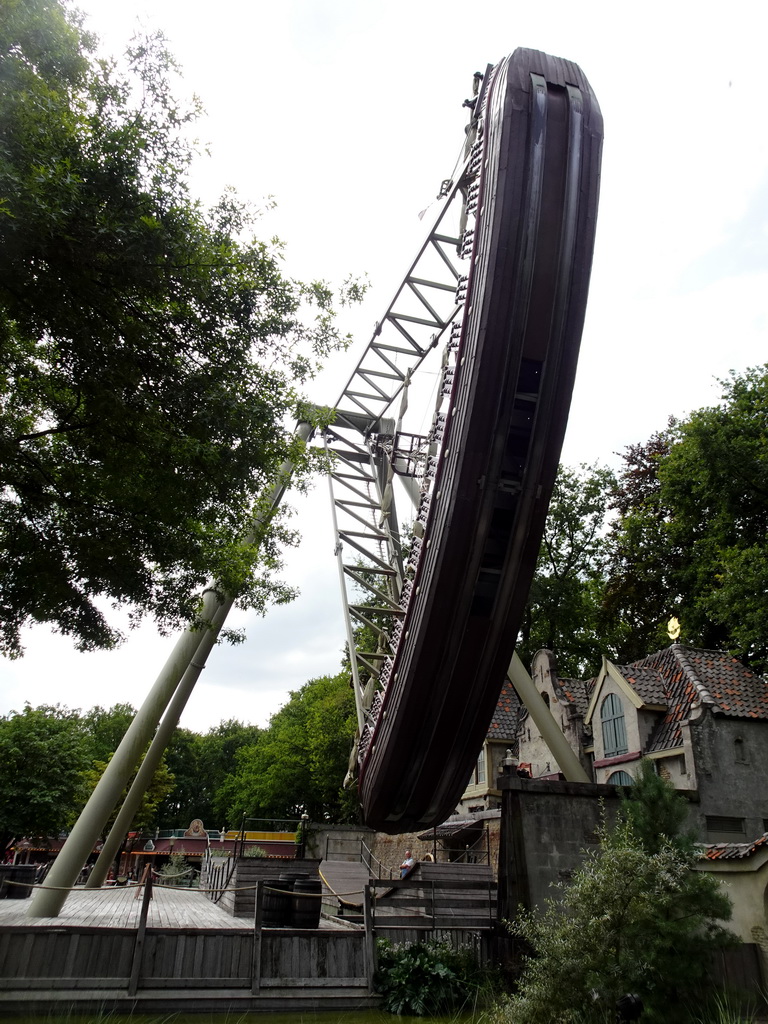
[697,853,768,984]
[498,775,625,916]
[697,854,768,945]
[304,824,374,863]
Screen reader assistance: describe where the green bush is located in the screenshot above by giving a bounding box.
[375,937,492,1016]
[243,845,268,858]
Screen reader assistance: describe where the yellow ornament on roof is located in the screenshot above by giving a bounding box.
[667,616,681,641]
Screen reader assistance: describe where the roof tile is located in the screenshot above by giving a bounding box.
[702,833,768,861]
[611,646,768,754]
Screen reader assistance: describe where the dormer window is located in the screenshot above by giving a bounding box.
[600,693,628,757]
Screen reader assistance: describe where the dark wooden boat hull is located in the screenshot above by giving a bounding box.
[359,48,603,832]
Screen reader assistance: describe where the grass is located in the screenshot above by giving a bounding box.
[692,990,768,1024]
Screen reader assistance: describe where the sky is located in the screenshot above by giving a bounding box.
[2,0,767,734]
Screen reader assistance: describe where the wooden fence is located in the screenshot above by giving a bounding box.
[0,868,498,1013]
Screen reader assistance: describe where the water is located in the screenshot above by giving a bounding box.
[11,1013,484,1024]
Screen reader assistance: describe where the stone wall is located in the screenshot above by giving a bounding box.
[686,710,768,841]
[302,818,502,877]
[498,776,625,916]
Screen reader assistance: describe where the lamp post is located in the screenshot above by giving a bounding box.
[500,748,517,776]
[298,813,309,859]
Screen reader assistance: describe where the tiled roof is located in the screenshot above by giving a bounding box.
[619,664,668,706]
[556,677,592,717]
[612,645,768,754]
[678,646,768,718]
[487,678,521,743]
[702,833,768,861]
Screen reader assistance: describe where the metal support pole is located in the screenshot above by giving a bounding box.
[28,423,312,917]
[507,651,590,783]
[252,880,264,995]
[86,599,231,888]
[28,612,216,917]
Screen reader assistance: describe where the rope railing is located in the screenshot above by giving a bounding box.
[359,839,394,879]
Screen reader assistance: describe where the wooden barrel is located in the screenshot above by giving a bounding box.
[262,877,290,927]
[292,876,322,929]
[280,870,308,889]
[4,865,35,898]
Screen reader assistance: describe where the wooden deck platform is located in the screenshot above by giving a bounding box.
[0,883,252,931]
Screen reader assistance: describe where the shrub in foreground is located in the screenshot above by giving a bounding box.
[376,937,494,1016]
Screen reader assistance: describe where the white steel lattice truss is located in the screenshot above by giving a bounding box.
[325,75,488,765]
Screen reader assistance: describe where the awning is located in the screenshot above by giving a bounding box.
[417,820,483,841]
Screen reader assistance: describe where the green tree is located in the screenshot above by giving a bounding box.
[0,704,89,839]
[605,367,768,671]
[499,773,733,1024]
[517,463,618,677]
[221,672,358,823]
[80,703,137,766]
[619,757,691,854]
[603,423,679,662]
[82,749,174,839]
[158,720,262,829]
[660,366,768,668]
[0,0,353,657]
[156,727,203,830]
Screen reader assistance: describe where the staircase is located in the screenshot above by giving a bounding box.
[320,858,497,933]
[320,859,369,915]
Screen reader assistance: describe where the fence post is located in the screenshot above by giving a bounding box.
[363,883,376,994]
[128,872,152,996]
[251,880,264,995]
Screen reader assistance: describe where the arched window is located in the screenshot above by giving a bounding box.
[600,693,628,757]
[607,770,634,786]
[475,749,486,785]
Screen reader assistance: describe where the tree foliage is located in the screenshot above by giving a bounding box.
[0,701,174,840]
[517,463,618,677]
[158,719,262,829]
[606,366,768,671]
[82,749,174,839]
[80,703,136,766]
[0,704,90,838]
[219,672,358,823]
[603,422,678,661]
[0,0,352,656]
[660,366,768,666]
[619,757,692,855]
